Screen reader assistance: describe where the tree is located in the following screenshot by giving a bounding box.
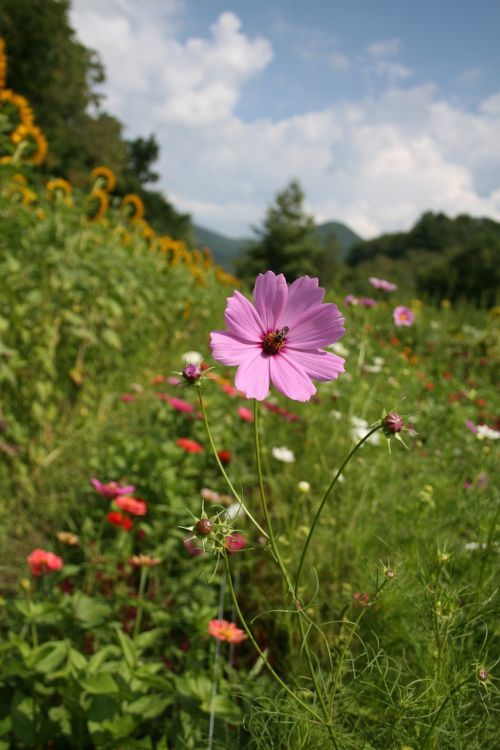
[236,179,324,282]
[0,0,192,239]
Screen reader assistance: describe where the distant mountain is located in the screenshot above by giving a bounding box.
[192,221,362,270]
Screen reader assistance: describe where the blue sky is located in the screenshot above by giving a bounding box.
[71,0,500,238]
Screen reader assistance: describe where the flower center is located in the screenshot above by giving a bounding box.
[262,326,289,355]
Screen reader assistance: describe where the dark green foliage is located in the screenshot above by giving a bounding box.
[236,179,325,282]
[417,233,500,305]
[0,0,192,239]
[346,211,500,303]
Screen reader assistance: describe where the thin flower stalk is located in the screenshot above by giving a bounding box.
[253,399,339,749]
[223,555,324,724]
[294,424,383,596]
[197,388,268,539]
[133,565,149,640]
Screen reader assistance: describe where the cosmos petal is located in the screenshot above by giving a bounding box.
[235,351,270,400]
[225,291,265,341]
[269,354,316,402]
[276,275,325,328]
[253,271,288,331]
[286,303,345,349]
[210,331,261,366]
[284,348,345,381]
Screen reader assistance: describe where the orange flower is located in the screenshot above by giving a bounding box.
[11,123,47,165]
[129,554,161,567]
[115,496,147,516]
[208,619,247,644]
[91,165,117,192]
[122,193,145,222]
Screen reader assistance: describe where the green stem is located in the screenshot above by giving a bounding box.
[419,678,470,750]
[133,566,148,640]
[253,401,339,749]
[295,424,382,595]
[224,555,323,723]
[197,388,268,538]
[329,580,387,715]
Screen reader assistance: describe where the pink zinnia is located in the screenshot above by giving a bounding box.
[369,277,398,292]
[238,406,254,422]
[91,479,136,498]
[393,306,415,327]
[115,496,147,516]
[210,272,345,402]
[208,618,247,644]
[27,549,63,577]
[168,396,194,414]
[225,533,246,552]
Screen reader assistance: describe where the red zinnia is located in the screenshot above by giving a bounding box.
[217,450,232,465]
[176,438,203,453]
[107,511,133,531]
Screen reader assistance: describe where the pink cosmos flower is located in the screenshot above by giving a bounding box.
[208,618,247,644]
[210,272,345,401]
[369,277,398,292]
[359,297,377,308]
[27,549,63,576]
[393,306,415,327]
[344,294,358,307]
[91,479,136,498]
[115,496,147,516]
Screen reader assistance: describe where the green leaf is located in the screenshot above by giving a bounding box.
[126,694,171,719]
[115,627,135,668]
[200,694,242,725]
[48,706,72,736]
[73,592,111,628]
[79,673,119,695]
[29,640,67,673]
[101,328,122,350]
[11,691,35,746]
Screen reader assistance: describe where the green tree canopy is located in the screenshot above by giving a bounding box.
[236,179,325,283]
[0,0,192,239]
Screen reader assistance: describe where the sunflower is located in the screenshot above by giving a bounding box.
[85,188,109,221]
[0,39,7,91]
[0,89,34,128]
[46,178,72,198]
[90,165,117,192]
[121,193,145,222]
[190,248,203,266]
[11,123,48,165]
[136,219,155,242]
[203,247,213,269]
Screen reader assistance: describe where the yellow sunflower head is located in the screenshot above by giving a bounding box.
[85,188,109,221]
[0,39,7,91]
[91,165,117,192]
[11,123,48,165]
[121,193,145,222]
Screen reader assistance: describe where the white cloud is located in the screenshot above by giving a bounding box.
[70,4,500,238]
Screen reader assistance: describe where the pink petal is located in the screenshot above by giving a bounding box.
[225,291,265,341]
[286,304,345,349]
[235,351,270,400]
[276,276,325,328]
[269,354,316,402]
[211,331,261,366]
[253,271,288,331]
[285,348,345,381]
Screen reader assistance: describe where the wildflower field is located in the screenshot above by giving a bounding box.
[1,34,499,750]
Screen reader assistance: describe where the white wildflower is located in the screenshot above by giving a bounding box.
[272,446,295,463]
